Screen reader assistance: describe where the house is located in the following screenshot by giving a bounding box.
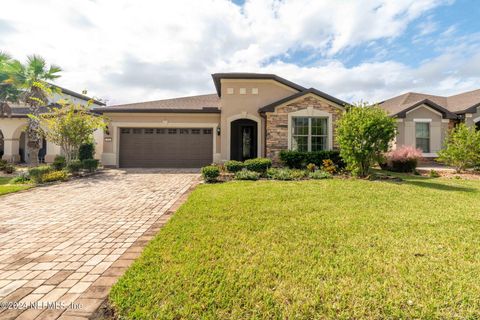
[0,86,105,163]
[93,73,347,168]
[379,89,480,157]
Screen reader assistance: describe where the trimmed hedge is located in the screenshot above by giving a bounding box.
[224,160,244,173]
[67,160,83,174]
[244,158,272,173]
[52,155,66,171]
[79,143,95,161]
[201,165,220,183]
[279,150,345,169]
[82,159,99,172]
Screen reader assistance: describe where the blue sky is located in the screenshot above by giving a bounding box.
[1,0,479,104]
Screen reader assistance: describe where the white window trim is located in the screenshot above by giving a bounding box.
[413,118,432,123]
[288,107,333,151]
[415,121,431,154]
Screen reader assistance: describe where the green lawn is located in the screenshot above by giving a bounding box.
[0,177,32,196]
[110,174,480,319]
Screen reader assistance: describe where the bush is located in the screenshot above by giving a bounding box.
[82,159,99,172]
[0,159,7,170]
[52,155,66,171]
[78,142,95,161]
[429,169,440,178]
[386,146,422,173]
[201,165,220,183]
[437,123,480,172]
[279,150,345,169]
[306,163,316,172]
[322,159,337,174]
[244,158,272,173]
[67,160,83,174]
[336,104,397,177]
[309,170,333,179]
[41,170,68,183]
[234,170,260,181]
[10,172,30,184]
[267,168,307,180]
[28,166,52,183]
[3,164,15,174]
[224,160,244,173]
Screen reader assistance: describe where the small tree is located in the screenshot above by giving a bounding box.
[32,101,108,163]
[437,123,480,172]
[336,103,397,177]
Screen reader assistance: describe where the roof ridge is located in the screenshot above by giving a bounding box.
[109,93,218,108]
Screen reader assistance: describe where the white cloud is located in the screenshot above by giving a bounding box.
[1,0,475,105]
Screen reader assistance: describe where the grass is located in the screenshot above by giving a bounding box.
[0,176,32,196]
[110,174,480,319]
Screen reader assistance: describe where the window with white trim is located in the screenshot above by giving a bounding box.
[292,117,328,152]
[415,122,430,153]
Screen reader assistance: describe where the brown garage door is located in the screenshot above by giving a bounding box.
[119,128,213,168]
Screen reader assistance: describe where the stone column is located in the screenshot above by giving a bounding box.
[2,138,20,163]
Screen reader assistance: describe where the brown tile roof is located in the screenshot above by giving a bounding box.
[93,93,220,114]
[379,89,480,117]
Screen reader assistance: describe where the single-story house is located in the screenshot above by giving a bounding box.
[0,86,105,163]
[93,73,347,168]
[379,89,480,157]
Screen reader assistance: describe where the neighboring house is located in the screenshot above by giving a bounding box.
[93,73,347,168]
[379,89,480,157]
[0,86,105,163]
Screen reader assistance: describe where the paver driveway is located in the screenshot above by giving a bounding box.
[0,169,199,319]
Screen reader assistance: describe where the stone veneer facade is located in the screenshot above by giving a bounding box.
[264,96,344,163]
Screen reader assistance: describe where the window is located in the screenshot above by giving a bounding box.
[251,88,258,95]
[227,88,234,94]
[239,88,246,95]
[156,129,165,134]
[144,128,154,134]
[191,129,201,134]
[132,128,142,134]
[180,129,189,134]
[203,129,212,134]
[291,117,328,152]
[416,122,430,153]
[168,129,177,134]
[121,128,130,134]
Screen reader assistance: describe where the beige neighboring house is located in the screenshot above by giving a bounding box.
[379,89,480,157]
[93,73,347,168]
[0,86,105,163]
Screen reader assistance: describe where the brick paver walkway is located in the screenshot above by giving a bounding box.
[0,169,199,319]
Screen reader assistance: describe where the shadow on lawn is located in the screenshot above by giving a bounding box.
[403,179,477,193]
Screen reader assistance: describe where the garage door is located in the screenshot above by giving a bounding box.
[119,128,213,168]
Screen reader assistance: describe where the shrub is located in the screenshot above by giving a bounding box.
[79,142,95,161]
[52,155,66,171]
[10,172,30,184]
[224,160,244,173]
[322,159,336,174]
[309,170,333,179]
[3,164,15,174]
[41,170,68,183]
[28,166,52,183]
[266,168,307,180]
[82,159,99,172]
[201,165,220,183]
[279,150,345,169]
[234,170,260,181]
[306,163,316,172]
[244,158,272,173]
[429,169,440,178]
[0,159,7,170]
[336,104,397,177]
[386,146,422,173]
[437,123,480,172]
[67,160,83,174]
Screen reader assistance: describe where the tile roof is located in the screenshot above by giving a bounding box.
[380,89,480,117]
[93,93,220,114]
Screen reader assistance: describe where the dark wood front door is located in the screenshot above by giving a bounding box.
[230,119,257,161]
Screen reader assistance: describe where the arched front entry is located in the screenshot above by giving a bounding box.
[230,119,258,161]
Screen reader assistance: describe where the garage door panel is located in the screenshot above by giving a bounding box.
[119,128,213,168]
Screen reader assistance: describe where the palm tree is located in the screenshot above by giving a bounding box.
[8,55,62,165]
[0,52,20,118]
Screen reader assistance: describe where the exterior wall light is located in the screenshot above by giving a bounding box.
[217,127,221,136]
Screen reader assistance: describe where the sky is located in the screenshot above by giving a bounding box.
[0,0,479,105]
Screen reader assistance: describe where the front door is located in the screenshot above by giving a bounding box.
[230,119,257,161]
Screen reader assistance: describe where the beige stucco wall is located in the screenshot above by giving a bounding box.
[219,79,299,160]
[395,105,449,156]
[465,106,480,127]
[101,112,221,167]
